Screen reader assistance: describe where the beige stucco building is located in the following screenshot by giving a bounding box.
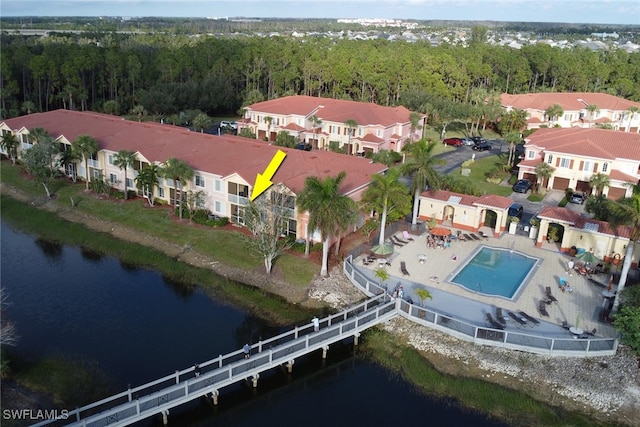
[517,127,640,199]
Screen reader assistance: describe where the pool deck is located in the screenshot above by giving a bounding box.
[356,229,617,338]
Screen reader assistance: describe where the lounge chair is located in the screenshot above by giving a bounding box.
[463,234,473,241]
[400,261,410,276]
[545,286,558,304]
[396,234,409,244]
[508,311,528,327]
[537,300,549,317]
[518,311,540,326]
[495,307,507,327]
[402,231,415,241]
[485,312,505,330]
[389,236,405,246]
[469,233,481,241]
[479,231,490,239]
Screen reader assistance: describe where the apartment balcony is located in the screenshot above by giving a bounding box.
[228,194,249,206]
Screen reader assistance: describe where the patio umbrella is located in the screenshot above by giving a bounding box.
[370,243,394,256]
[430,227,451,237]
[575,251,600,264]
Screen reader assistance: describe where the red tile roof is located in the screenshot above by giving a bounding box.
[420,189,512,210]
[608,169,637,183]
[246,95,416,127]
[501,92,640,111]
[2,110,386,195]
[525,127,640,161]
[538,206,632,239]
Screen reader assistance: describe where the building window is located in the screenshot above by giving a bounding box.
[108,155,114,165]
[158,187,165,198]
[583,161,592,172]
[215,201,222,213]
[547,154,553,164]
[376,129,382,137]
[214,180,222,192]
[560,158,570,168]
[527,150,534,159]
[195,175,205,187]
[126,178,133,188]
[109,173,117,184]
[231,204,245,225]
[602,163,608,172]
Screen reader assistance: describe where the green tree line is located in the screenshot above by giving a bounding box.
[1,32,639,119]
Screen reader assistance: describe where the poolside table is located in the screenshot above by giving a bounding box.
[569,327,583,335]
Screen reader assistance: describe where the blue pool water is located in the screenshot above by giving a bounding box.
[451,246,538,299]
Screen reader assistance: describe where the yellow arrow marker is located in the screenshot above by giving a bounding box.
[250,149,287,202]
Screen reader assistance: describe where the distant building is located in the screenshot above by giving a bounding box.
[240,95,425,155]
[501,92,640,133]
[517,127,640,199]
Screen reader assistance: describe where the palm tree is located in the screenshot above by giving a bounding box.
[193,113,211,133]
[498,109,528,136]
[534,162,555,194]
[130,105,146,122]
[608,195,640,314]
[625,106,639,133]
[344,119,358,155]
[544,104,564,127]
[71,134,99,190]
[0,133,19,164]
[360,168,411,251]
[263,116,274,142]
[58,145,81,182]
[586,104,600,128]
[161,157,194,220]
[589,173,610,197]
[504,131,521,167]
[400,140,444,226]
[408,112,422,144]
[135,163,160,206]
[296,171,358,277]
[113,150,136,199]
[308,114,322,149]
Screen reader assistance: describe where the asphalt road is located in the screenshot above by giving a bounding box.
[431,139,585,222]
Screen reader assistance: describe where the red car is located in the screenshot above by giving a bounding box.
[443,137,462,147]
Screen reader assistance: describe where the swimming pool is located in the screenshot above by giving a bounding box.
[450,246,539,299]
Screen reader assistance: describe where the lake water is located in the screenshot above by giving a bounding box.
[0,221,506,426]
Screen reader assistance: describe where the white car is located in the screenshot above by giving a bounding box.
[220,121,237,130]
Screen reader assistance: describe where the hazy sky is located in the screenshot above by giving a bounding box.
[2,0,639,25]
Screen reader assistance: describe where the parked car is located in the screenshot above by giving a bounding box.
[220,120,238,130]
[570,191,587,204]
[471,136,486,144]
[472,141,491,151]
[460,137,475,146]
[508,203,524,219]
[443,137,462,147]
[512,179,533,193]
